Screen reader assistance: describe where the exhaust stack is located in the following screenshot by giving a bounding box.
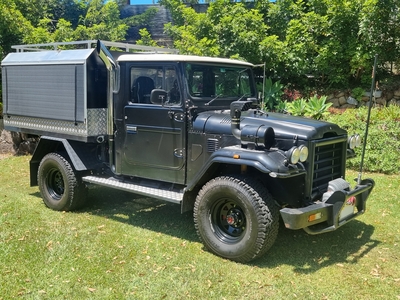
[96,40,119,172]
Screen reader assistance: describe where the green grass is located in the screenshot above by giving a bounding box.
[1,156,399,299]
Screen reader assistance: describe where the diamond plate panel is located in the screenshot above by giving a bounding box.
[87,108,107,136]
[4,108,107,137]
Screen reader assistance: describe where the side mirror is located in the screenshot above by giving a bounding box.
[150,89,168,105]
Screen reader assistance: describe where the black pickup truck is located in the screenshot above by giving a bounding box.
[1,40,374,262]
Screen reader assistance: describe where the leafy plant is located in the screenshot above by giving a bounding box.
[305,95,332,120]
[0,102,3,118]
[286,95,332,120]
[274,99,287,113]
[258,78,284,111]
[286,98,307,116]
[351,87,365,101]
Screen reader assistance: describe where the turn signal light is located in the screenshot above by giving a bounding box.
[308,212,322,222]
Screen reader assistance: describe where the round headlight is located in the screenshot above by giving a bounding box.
[289,147,300,164]
[348,135,356,149]
[355,134,362,147]
[299,145,309,162]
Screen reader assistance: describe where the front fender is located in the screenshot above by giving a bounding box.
[185,146,305,191]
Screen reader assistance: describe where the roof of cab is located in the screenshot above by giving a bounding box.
[116,53,254,67]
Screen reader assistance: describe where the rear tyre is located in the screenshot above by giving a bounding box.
[38,153,87,211]
[194,176,279,263]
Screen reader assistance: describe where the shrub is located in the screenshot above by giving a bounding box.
[324,105,400,174]
[286,98,307,116]
[351,87,365,101]
[258,78,284,111]
[286,95,332,120]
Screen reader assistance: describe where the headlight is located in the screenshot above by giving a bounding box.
[286,145,308,164]
[348,134,362,149]
[298,145,309,162]
[287,147,300,164]
[355,134,362,147]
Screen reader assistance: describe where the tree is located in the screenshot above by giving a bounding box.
[21,0,158,44]
[0,0,32,57]
[160,0,400,88]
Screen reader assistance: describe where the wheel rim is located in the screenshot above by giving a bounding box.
[210,199,246,243]
[46,168,65,200]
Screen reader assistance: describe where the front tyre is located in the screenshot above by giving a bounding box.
[38,153,87,211]
[194,176,279,263]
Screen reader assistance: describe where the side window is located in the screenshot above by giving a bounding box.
[165,67,180,104]
[130,67,159,104]
[130,66,180,105]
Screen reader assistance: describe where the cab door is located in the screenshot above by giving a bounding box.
[121,64,186,184]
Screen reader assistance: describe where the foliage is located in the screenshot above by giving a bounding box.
[0,0,158,56]
[136,28,159,47]
[161,0,268,60]
[258,78,284,111]
[352,87,366,101]
[0,102,3,118]
[286,95,332,120]
[0,0,32,57]
[286,98,307,117]
[325,105,400,174]
[304,95,332,120]
[159,0,400,89]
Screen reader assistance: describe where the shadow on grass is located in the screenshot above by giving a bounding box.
[31,185,380,271]
[254,220,380,272]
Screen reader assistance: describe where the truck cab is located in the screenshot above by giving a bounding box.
[1,40,374,262]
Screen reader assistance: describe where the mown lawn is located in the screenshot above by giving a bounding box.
[1,156,399,299]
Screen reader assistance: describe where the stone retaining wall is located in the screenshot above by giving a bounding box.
[327,88,400,109]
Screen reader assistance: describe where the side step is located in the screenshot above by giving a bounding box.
[82,176,184,204]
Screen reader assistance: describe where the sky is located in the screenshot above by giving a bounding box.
[130,0,275,4]
[130,0,215,3]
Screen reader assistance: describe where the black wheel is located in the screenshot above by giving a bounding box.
[38,153,87,211]
[194,176,279,263]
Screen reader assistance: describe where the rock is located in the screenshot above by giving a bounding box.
[385,91,394,101]
[327,94,336,101]
[338,96,347,106]
[0,130,16,155]
[394,89,400,97]
[328,98,340,108]
[336,92,345,98]
[347,96,358,106]
[376,97,387,106]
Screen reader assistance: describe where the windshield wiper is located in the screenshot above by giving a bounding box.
[236,94,249,102]
[204,94,224,106]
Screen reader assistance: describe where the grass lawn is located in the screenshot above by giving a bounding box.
[1,155,399,299]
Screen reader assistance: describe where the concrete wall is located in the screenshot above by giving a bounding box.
[122,4,210,46]
[122,4,173,46]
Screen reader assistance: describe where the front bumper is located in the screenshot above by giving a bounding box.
[280,178,375,234]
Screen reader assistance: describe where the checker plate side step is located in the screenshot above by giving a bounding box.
[82,176,184,204]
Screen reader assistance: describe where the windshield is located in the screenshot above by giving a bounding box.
[185,63,256,105]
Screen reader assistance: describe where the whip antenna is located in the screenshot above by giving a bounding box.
[358,54,378,184]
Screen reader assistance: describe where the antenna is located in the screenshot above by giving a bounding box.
[358,54,378,184]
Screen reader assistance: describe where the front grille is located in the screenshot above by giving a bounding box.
[311,137,347,197]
